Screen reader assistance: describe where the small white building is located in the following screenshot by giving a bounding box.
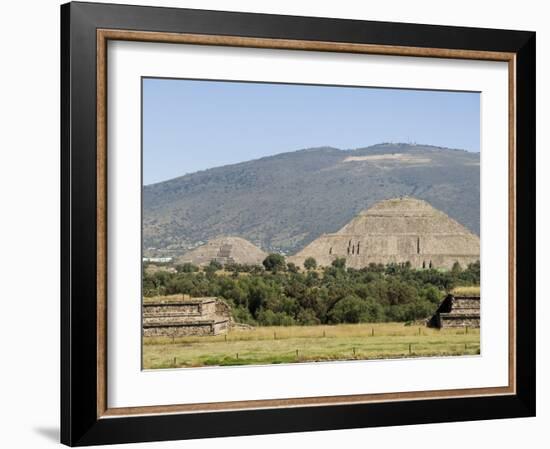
[143,257,173,263]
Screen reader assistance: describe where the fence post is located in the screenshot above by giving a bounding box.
[353,347,356,356]
[173,357,177,367]
[409,343,412,355]
[371,328,374,337]
[296,349,299,359]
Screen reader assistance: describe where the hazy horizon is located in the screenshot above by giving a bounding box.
[143,78,480,185]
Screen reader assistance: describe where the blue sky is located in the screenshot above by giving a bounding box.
[143,78,480,185]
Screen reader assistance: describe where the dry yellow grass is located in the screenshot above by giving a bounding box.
[143,322,480,369]
[451,286,480,296]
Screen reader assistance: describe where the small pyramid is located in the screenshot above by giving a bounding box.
[179,236,267,266]
[289,197,479,270]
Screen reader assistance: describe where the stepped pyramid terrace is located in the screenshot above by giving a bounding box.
[179,236,267,266]
[288,197,480,270]
[143,295,232,337]
[428,294,481,328]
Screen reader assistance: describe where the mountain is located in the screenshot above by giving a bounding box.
[143,143,480,257]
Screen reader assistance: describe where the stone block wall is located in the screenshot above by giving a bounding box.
[428,294,480,328]
[143,297,232,337]
[439,314,480,328]
[453,298,480,309]
[144,303,201,316]
[143,322,219,337]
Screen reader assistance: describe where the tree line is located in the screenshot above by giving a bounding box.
[143,256,480,326]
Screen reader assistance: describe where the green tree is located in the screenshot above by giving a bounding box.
[176,262,199,273]
[328,295,366,323]
[224,285,248,307]
[331,257,346,269]
[304,257,317,271]
[232,306,255,325]
[458,260,480,284]
[257,309,295,326]
[142,257,477,325]
[262,253,286,272]
[287,262,299,273]
[296,309,321,325]
[451,261,462,274]
[421,285,443,304]
[208,260,223,271]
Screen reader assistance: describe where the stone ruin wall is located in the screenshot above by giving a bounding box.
[429,295,481,329]
[142,297,232,337]
[143,322,223,337]
[452,298,481,309]
[439,315,480,328]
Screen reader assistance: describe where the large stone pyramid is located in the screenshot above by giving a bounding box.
[179,236,267,266]
[289,197,479,270]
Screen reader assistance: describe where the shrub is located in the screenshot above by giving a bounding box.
[296,309,321,325]
[232,306,256,325]
[304,257,317,270]
[207,260,223,271]
[142,259,478,325]
[257,309,295,326]
[328,295,367,324]
[287,262,299,273]
[262,253,286,272]
[176,263,199,273]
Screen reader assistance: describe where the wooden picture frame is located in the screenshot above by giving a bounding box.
[61,2,535,446]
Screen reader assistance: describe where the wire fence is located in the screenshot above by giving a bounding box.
[158,341,481,368]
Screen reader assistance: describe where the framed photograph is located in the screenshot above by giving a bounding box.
[61,2,536,446]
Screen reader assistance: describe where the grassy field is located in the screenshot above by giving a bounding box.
[143,323,480,369]
[451,286,481,296]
